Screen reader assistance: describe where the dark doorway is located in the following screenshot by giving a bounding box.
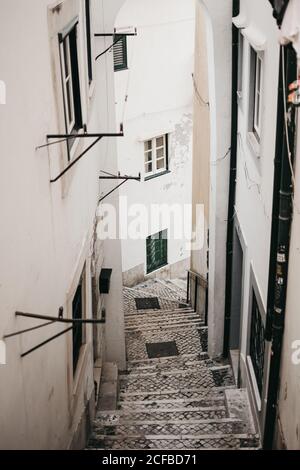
[229,227,244,352]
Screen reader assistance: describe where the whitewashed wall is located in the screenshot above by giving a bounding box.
[113,0,195,283]
[0,0,125,450]
[233,1,280,427]
[277,112,300,449]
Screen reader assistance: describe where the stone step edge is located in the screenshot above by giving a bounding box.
[125,315,204,328]
[125,319,204,328]
[119,365,232,379]
[124,308,195,318]
[94,418,240,426]
[125,313,201,323]
[117,396,225,406]
[119,386,235,398]
[125,282,186,295]
[126,360,218,372]
[126,325,208,333]
[89,433,260,441]
[97,405,226,417]
[125,323,205,332]
[125,317,203,325]
[127,352,208,364]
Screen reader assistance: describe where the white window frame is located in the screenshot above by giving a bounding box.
[60,35,76,134]
[144,135,167,177]
[253,53,263,140]
[237,31,244,102]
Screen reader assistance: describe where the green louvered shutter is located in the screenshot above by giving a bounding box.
[146,230,168,273]
[113,35,128,71]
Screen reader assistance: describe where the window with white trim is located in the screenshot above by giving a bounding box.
[237,31,244,101]
[59,20,83,156]
[249,47,263,143]
[144,135,168,177]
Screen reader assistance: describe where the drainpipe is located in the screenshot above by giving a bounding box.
[223,0,240,357]
[264,43,296,449]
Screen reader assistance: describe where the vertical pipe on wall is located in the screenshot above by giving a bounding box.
[223,0,240,357]
[264,44,296,449]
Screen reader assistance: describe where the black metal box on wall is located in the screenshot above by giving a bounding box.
[99,269,112,294]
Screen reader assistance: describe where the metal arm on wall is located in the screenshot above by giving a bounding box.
[36,125,124,183]
[99,172,141,202]
[3,308,106,358]
[94,28,137,61]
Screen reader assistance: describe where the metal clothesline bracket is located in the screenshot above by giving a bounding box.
[94,28,137,38]
[36,125,124,183]
[99,173,141,202]
[99,172,141,181]
[3,308,106,358]
[94,29,137,61]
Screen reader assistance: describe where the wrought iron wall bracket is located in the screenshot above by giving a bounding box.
[94,29,137,61]
[36,128,124,183]
[94,28,137,38]
[3,309,106,359]
[99,174,141,202]
[99,173,141,181]
[15,311,106,324]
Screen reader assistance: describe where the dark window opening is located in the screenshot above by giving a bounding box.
[85,0,93,84]
[113,35,128,71]
[249,289,265,396]
[72,279,83,374]
[146,229,168,274]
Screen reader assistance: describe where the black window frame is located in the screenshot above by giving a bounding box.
[249,288,266,397]
[72,277,84,374]
[113,34,128,72]
[59,18,83,159]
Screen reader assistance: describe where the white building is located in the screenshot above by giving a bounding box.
[113,0,195,286]
[192,0,300,449]
[0,0,126,450]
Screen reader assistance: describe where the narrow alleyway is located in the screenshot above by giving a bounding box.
[88,279,260,450]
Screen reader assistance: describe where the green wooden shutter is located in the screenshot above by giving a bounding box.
[113,35,128,71]
[146,230,168,273]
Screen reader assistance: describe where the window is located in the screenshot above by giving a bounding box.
[237,31,244,100]
[146,230,168,274]
[144,135,168,177]
[249,47,263,142]
[113,35,128,71]
[249,290,265,396]
[85,0,93,84]
[59,20,83,156]
[72,276,84,374]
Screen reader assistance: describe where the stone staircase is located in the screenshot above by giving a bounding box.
[88,278,260,450]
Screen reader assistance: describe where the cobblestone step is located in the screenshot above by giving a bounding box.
[124,356,225,375]
[119,386,234,401]
[126,358,218,372]
[88,433,260,450]
[117,396,226,411]
[124,308,195,318]
[96,407,228,422]
[125,312,199,323]
[119,368,235,393]
[91,418,249,437]
[127,352,209,366]
[125,320,204,332]
[121,364,232,378]
[128,280,186,301]
[126,327,208,360]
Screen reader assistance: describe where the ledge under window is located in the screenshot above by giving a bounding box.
[247,132,261,159]
[144,170,171,181]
